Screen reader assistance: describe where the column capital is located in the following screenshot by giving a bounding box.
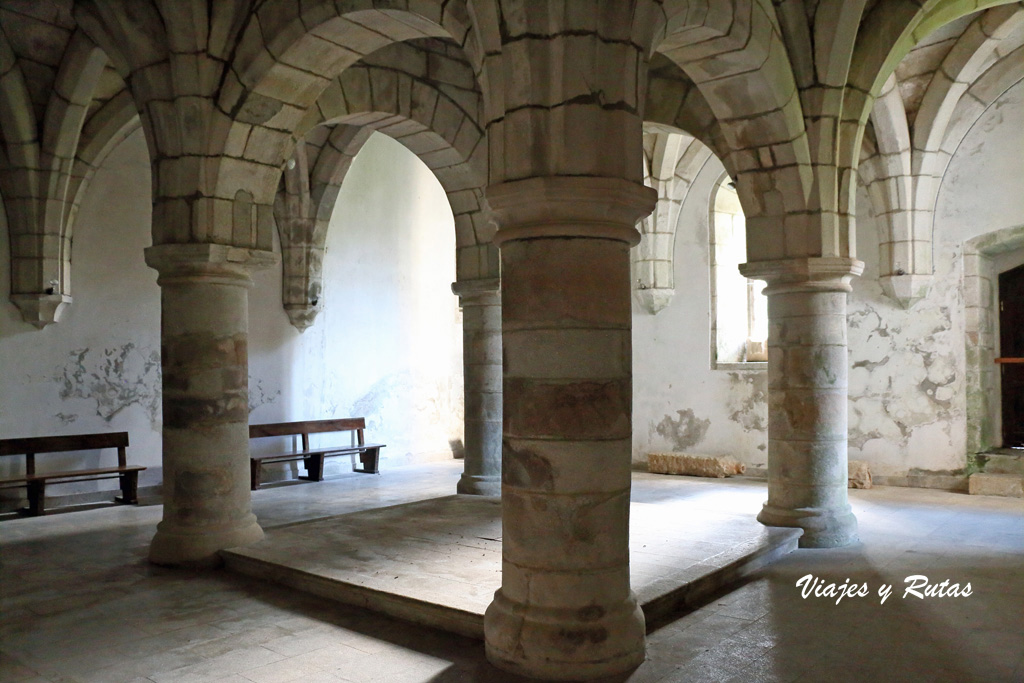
[739,257,864,294]
[487,177,656,247]
[451,277,500,303]
[145,244,278,286]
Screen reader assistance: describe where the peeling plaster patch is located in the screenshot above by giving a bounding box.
[726,372,767,432]
[654,409,710,450]
[847,247,964,470]
[55,413,77,426]
[57,345,161,424]
[248,377,281,413]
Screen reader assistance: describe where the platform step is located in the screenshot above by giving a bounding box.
[221,496,800,639]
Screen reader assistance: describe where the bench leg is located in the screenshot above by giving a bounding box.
[354,447,380,474]
[302,454,325,481]
[251,459,261,491]
[26,480,45,516]
[115,471,139,505]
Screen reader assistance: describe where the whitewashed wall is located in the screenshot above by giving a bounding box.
[248,132,463,472]
[632,80,1024,481]
[0,128,463,502]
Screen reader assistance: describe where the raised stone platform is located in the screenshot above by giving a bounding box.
[222,494,800,638]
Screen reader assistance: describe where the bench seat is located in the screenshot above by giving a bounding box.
[249,418,384,490]
[0,432,145,516]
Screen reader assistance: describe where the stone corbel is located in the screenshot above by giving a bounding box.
[634,285,675,314]
[880,272,931,309]
[283,302,321,331]
[11,293,73,329]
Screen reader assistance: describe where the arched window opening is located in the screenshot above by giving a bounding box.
[710,174,768,366]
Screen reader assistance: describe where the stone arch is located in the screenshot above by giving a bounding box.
[644,53,732,171]
[65,92,144,246]
[215,3,478,206]
[633,126,714,314]
[273,57,489,329]
[913,5,1024,159]
[858,9,1024,307]
[859,75,925,306]
[651,0,816,261]
[841,0,1020,186]
[942,45,1024,153]
[0,28,110,326]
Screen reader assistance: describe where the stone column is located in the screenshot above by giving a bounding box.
[145,244,277,567]
[452,278,502,496]
[740,257,864,548]
[483,177,655,681]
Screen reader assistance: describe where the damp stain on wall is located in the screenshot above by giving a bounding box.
[726,372,767,433]
[653,408,711,450]
[248,377,281,413]
[56,344,161,425]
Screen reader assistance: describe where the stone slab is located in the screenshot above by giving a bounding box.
[969,473,1024,498]
[222,494,800,639]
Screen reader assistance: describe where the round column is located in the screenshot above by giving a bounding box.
[145,244,277,567]
[453,278,502,496]
[740,257,864,548]
[483,177,656,681]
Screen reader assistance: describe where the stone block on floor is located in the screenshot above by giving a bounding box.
[647,453,745,477]
[848,460,872,489]
[969,472,1024,497]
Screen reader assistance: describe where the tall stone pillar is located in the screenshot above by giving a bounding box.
[452,278,502,496]
[483,177,656,681]
[740,257,864,548]
[145,244,277,567]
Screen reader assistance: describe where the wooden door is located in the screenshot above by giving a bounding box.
[999,263,1024,447]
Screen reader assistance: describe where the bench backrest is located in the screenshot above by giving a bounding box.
[0,432,130,475]
[249,418,367,450]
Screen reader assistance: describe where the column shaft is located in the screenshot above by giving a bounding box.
[453,279,502,496]
[483,177,654,681]
[741,258,864,548]
[146,244,276,567]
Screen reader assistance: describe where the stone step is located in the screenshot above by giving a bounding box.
[977,450,1024,476]
[221,495,800,639]
[969,472,1024,498]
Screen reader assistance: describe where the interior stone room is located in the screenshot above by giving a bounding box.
[0,1,1022,682]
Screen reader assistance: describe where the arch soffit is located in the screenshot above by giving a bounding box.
[845,0,1020,138]
[282,62,488,255]
[651,0,810,194]
[215,4,483,210]
[913,5,1024,159]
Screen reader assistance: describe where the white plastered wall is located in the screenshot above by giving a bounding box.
[248,132,463,473]
[632,80,1024,479]
[0,128,162,497]
[632,153,770,469]
[0,129,463,502]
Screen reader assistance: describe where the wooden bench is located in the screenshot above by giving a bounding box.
[248,418,384,490]
[0,432,146,516]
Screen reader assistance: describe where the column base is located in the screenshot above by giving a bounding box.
[757,503,859,548]
[456,474,501,496]
[484,588,646,681]
[149,515,265,568]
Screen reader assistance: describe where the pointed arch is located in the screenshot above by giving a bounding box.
[634,127,714,314]
[272,53,490,329]
[0,27,109,326]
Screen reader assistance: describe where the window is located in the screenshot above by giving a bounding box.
[710,174,768,366]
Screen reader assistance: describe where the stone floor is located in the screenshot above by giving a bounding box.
[1,459,1023,683]
[221,494,799,639]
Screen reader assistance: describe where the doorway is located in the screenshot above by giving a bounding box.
[999,263,1024,447]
